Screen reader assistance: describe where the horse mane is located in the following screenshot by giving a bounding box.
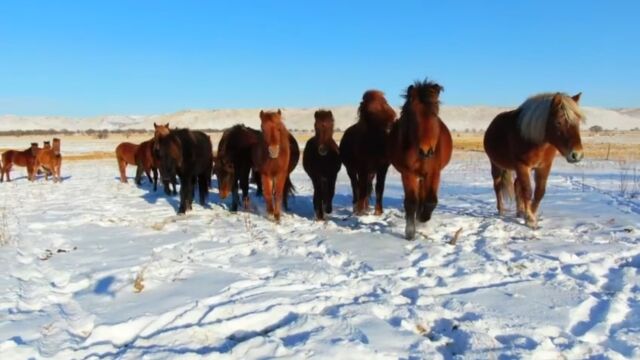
[357,90,386,125]
[399,80,444,149]
[517,93,585,144]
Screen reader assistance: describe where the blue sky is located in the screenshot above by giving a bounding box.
[0,1,638,116]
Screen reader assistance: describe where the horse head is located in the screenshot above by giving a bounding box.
[358,90,396,134]
[259,109,285,159]
[313,110,336,156]
[402,80,444,159]
[547,93,584,163]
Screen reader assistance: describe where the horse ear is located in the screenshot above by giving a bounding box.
[314,110,320,120]
[154,122,158,129]
[437,84,445,94]
[408,85,417,99]
[328,110,333,117]
[259,110,265,119]
[165,123,170,128]
[277,109,282,115]
[572,92,582,104]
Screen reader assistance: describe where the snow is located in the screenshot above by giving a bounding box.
[0,148,639,359]
[1,105,639,132]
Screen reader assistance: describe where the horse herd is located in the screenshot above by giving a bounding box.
[0,138,63,183]
[2,80,586,240]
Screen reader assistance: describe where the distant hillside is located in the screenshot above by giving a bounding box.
[1,105,638,132]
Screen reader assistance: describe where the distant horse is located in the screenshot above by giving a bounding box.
[484,92,584,228]
[303,110,341,220]
[340,90,397,215]
[154,123,213,214]
[1,143,39,182]
[35,138,63,182]
[389,80,452,240]
[135,138,159,191]
[251,110,295,222]
[115,142,139,183]
[214,125,262,211]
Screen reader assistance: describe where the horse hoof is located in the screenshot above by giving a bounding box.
[405,224,416,241]
[374,208,383,216]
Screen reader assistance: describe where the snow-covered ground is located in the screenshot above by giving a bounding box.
[0,151,639,359]
[1,104,639,132]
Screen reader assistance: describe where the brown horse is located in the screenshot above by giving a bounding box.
[154,123,213,214]
[340,90,397,215]
[303,110,342,220]
[251,110,294,222]
[484,92,584,228]
[135,138,159,191]
[389,80,452,240]
[1,143,39,182]
[115,142,139,183]
[214,125,262,211]
[35,138,63,182]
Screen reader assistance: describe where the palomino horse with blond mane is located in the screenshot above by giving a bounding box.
[340,90,397,215]
[484,92,584,228]
[1,143,39,182]
[389,80,452,240]
[252,110,294,222]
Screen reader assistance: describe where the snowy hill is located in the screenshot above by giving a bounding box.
[1,105,639,132]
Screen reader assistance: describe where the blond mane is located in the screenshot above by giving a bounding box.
[517,93,584,143]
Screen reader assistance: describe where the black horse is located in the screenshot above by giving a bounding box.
[154,124,213,214]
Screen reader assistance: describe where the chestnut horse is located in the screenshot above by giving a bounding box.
[35,138,63,182]
[389,80,452,240]
[154,123,213,214]
[340,90,397,215]
[251,110,295,222]
[1,143,39,182]
[134,138,159,191]
[214,125,262,211]
[484,92,584,228]
[303,110,341,220]
[115,142,139,183]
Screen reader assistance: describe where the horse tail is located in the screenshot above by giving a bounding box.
[500,170,515,203]
[284,176,295,198]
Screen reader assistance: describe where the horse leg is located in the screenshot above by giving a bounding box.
[374,166,389,215]
[491,163,506,215]
[311,176,323,220]
[273,172,287,223]
[419,170,440,223]
[514,177,525,218]
[118,157,128,183]
[135,165,143,185]
[262,174,275,219]
[324,174,337,215]
[231,177,240,212]
[531,164,551,217]
[515,165,535,228]
[240,167,251,210]
[253,170,263,197]
[152,167,158,192]
[145,167,153,185]
[345,167,358,212]
[178,176,190,214]
[402,173,419,240]
[355,169,370,215]
[198,173,208,206]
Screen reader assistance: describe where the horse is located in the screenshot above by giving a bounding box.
[213,125,262,211]
[389,80,452,240]
[134,138,159,191]
[115,142,139,183]
[251,110,295,222]
[303,110,342,220]
[484,92,584,228]
[340,90,397,215]
[153,123,213,214]
[34,138,63,182]
[1,143,39,182]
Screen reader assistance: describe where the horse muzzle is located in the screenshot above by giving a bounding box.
[566,150,584,163]
[318,145,328,156]
[418,147,435,159]
[268,145,280,159]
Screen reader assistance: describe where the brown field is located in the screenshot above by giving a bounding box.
[0,131,638,162]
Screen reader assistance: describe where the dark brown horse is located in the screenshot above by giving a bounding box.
[303,110,341,220]
[135,138,159,191]
[154,123,213,214]
[389,80,452,240]
[251,110,295,222]
[214,125,262,211]
[115,142,139,183]
[35,138,63,182]
[484,92,584,228]
[1,143,39,182]
[340,90,397,215]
